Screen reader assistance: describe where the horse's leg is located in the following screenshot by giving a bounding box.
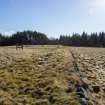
[22,45,23,50]
[16,46,17,50]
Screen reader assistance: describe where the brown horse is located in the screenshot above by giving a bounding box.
[16,43,23,50]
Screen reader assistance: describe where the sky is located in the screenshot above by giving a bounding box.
[0,0,105,38]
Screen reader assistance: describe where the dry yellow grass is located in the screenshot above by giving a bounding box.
[1,46,105,105]
[0,45,80,105]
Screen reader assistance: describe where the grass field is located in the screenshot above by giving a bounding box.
[0,45,105,105]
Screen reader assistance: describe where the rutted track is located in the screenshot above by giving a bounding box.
[70,49,91,105]
[71,47,105,105]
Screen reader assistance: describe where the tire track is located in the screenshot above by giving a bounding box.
[70,49,91,105]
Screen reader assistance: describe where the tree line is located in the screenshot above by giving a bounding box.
[0,31,49,46]
[59,32,105,47]
[0,31,105,47]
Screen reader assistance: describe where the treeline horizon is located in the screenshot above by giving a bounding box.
[0,30,105,47]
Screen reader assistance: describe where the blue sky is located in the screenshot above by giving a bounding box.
[0,0,105,37]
